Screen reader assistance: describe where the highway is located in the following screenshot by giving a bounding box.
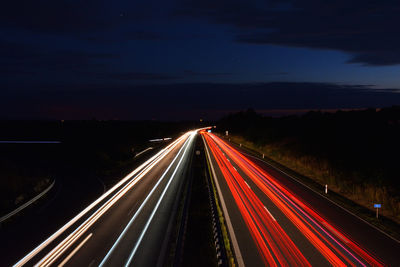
[12,130,197,267]
[202,131,400,266]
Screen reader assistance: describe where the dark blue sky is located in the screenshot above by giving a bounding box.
[1,0,400,120]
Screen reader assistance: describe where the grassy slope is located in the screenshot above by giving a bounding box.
[217,107,400,238]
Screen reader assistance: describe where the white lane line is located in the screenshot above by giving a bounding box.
[58,233,93,267]
[100,132,195,266]
[264,206,277,221]
[127,203,139,217]
[233,166,238,172]
[244,181,251,189]
[322,222,349,244]
[227,158,230,162]
[28,135,188,267]
[203,136,245,267]
[13,137,183,267]
[241,151,400,244]
[124,132,196,266]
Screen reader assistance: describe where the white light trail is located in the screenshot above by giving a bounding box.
[99,133,194,266]
[124,131,197,266]
[14,133,188,267]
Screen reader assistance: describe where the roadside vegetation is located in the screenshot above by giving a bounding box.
[217,107,400,224]
[0,120,201,217]
[0,147,54,216]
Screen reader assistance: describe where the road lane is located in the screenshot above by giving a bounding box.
[202,132,398,266]
[13,131,197,267]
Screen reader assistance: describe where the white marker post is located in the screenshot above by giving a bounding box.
[325,184,328,194]
[374,204,381,219]
[262,154,265,159]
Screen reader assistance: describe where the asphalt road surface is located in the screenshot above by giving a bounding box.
[202,132,400,267]
[10,130,197,267]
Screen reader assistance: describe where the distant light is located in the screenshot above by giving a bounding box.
[149,137,172,142]
[149,138,163,142]
[200,118,203,122]
[207,130,211,133]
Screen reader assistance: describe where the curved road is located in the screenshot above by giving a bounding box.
[11,131,197,267]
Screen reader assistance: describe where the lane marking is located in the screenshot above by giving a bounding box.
[127,203,139,217]
[100,132,195,266]
[23,135,188,267]
[322,222,349,244]
[124,132,197,266]
[58,233,93,267]
[264,206,277,221]
[244,181,251,189]
[203,137,245,267]
[240,151,400,244]
[233,167,238,172]
[13,142,172,266]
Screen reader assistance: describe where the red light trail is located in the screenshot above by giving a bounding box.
[202,132,383,266]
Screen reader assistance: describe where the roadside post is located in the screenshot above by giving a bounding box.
[374,204,381,219]
[325,184,328,194]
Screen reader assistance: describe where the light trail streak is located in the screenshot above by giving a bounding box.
[58,233,93,267]
[99,131,196,266]
[205,132,383,266]
[124,131,197,266]
[217,136,381,266]
[264,206,276,221]
[204,133,311,266]
[35,134,190,267]
[14,133,189,267]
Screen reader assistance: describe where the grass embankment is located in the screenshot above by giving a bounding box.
[0,144,55,216]
[228,134,400,239]
[217,107,400,240]
[0,120,202,219]
[205,143,236,267]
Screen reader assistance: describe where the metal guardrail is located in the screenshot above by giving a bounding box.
[0,179,56,223]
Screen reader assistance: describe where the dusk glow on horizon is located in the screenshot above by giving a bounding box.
[1,0,400,120]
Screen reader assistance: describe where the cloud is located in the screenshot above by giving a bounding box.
[176,0,400,66]
[2,82,400,120]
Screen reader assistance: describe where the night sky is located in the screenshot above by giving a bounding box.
[1,0,400,120]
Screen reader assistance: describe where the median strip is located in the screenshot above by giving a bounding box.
[203,135,244,267]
